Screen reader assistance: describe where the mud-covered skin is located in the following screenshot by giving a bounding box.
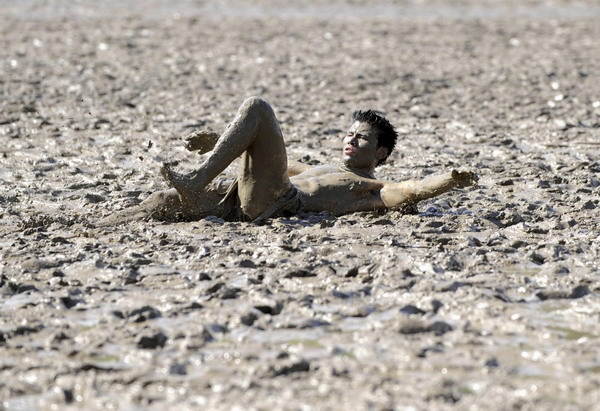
[341,121,388,170]
[290,166,476,214]
[162,97,476,220]
[97,186,226,225]
[121,162,475,223]
[162,97,292,221]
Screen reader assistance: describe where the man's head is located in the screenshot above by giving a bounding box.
[342,110,397,171]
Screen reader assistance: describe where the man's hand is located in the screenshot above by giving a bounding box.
[451,169,478,187]
[184,130,219,154]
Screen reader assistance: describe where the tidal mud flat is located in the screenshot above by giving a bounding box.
[1,0,600,409]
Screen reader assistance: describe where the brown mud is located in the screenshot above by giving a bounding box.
[1,0,600,409]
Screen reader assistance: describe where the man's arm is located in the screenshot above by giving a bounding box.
[379,170,478,209]
[287,160,311,177]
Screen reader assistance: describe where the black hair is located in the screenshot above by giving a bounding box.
[351,109,398,166]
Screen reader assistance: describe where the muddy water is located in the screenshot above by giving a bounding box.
[1,0,600,409]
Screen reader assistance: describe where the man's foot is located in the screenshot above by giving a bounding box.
[185,130,219,154]
[161,163,205,208]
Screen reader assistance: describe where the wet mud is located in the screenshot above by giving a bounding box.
[1,0,600,409]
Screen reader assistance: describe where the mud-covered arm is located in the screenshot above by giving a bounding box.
[379,170,478,209]
[287,160,312,177]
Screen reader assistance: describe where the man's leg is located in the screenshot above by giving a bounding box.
[162,97,291,220]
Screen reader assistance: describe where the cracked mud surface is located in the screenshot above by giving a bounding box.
[1,0,600,409]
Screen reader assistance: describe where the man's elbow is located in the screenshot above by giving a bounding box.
[380,185,415,209]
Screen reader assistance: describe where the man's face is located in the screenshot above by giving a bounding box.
[342,121,387,170]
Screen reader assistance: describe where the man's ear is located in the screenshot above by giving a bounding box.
[376,146,388,160]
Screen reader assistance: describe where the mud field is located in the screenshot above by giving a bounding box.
[1,0,600,409]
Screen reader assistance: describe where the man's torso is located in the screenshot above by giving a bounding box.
[290,166,385,214]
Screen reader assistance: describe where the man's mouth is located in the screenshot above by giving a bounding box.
[344,146,357,155]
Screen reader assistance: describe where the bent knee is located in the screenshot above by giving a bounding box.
[142,189,181,208]
[241,96,274,116]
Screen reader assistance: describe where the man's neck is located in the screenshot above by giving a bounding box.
[339,164,376,180]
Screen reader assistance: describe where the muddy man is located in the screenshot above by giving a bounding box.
[105,97,477,224]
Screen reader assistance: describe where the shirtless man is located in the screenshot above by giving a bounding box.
[103,96,476,225]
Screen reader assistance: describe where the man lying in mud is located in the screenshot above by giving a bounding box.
[104,97,477,224]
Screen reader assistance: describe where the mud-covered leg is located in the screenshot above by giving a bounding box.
[160,164,201,209]
[97,189,186,226]
[97,186,226,226]
[162,97,290,217]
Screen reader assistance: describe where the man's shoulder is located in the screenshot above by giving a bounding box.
[296,165,341,177]
[295,165,383,182]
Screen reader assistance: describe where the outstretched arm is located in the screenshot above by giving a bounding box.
[379,170,478,209]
